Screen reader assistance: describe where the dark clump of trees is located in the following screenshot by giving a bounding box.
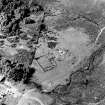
[0,57,36,83]
[0,103,6,105]
[7,63,36,83]
[7,63,27,82]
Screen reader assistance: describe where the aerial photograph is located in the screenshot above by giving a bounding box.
[0,0,105,105]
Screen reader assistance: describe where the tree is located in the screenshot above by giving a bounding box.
[7,63,35,83]
[7,63,26,82]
